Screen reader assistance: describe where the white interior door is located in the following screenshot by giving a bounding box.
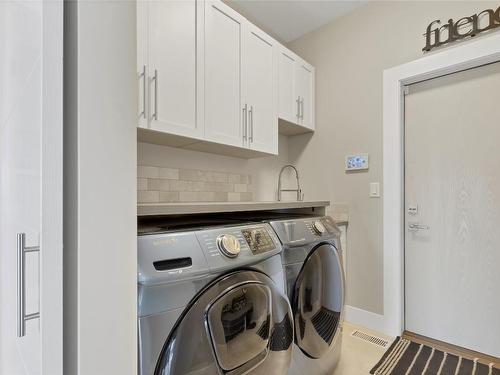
[204,1,244,147]
[148,0,203,139]
[404,62,500,357]
[0,1,63,374]
[242,25,277,154]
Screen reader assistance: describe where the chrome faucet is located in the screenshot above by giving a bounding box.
[277,165,304,201]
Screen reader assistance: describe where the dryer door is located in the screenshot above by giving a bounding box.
[154,270,293,375]
[292,243,344,359]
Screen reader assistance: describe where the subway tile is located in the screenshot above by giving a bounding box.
[148,179,170,191]
[227,192,241,202]
[138,191,159,203]
[240,175,249,184]
[159,167,179,180]
[137,178,148,191]
[138,166,159,178]
[204,182,234,192]
[159,191,180,203]
[240,192,253,202]
[179,169,204,182]
[169,180,205,192]
[228,174,241,184]
[234,183,247,193]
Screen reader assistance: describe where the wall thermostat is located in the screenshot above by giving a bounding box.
[345,154,369,171]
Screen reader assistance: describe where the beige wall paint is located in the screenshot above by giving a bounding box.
[288,1,499,314]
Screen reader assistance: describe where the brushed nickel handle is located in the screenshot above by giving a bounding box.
[242,104,248,141]
[249,105,253,142]
[139,65,146,119]
[17,233,40,337]
[296,96,300,118]
[152,69,158,121]
[300,97,304,120]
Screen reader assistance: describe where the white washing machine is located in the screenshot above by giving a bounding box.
[138,217,294,375]
[269,216,345,375]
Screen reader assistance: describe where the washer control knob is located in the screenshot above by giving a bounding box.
[217,234,241,258]
[313,221,326,235]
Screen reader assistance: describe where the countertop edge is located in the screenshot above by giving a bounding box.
[137,201,330,216]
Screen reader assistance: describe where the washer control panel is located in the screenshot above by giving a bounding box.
[242,226,276,254]
[196,224,281,271]
[217,234,241,258]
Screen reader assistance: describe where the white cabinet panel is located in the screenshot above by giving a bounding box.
[242,25,277,154]
[137,0,148,128]
[148,0,203,139]
[204,1,245,147]
[278,50,298,123]
[296,61,314,130]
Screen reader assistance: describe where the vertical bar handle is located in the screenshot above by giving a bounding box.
[17,233,40,338]
[242,104,248,141]
[300,98,304,120]
[152,69,158,121]
[139,65,146,119]
[296,97,300,118]
[249,105,253,142]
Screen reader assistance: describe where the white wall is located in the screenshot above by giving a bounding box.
[64,1,137,374]
[287,0,499,315]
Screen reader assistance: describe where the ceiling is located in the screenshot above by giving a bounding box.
[226,0,368,43]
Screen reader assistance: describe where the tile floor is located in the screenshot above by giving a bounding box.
[334,322,395,375]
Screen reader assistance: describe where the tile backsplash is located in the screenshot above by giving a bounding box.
[138,166,254,203]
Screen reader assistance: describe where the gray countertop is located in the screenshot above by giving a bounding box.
[137,200,330,216]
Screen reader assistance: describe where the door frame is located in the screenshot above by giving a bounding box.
[382,32,500,337]
[41,0,63,373]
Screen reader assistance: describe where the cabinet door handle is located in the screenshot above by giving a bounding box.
[17,233,40,338]
[296,97,300,118]
[242,104,248,141]
[249,105,253,142]
[152,69,158,121]
[139,65,146,119]
[300,98,304,120]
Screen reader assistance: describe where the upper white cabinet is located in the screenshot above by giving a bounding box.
[242,23,278,154]
[204,1,245,147]
[138,0,204,139]
[278,47,315,134]
[137,0,312,158]
[296,61,314,130]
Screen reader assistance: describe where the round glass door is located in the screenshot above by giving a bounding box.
[292,243,344,359]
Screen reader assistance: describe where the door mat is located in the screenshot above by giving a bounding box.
[370,336,500,375]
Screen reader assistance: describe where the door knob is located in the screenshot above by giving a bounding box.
[408,222,430,231]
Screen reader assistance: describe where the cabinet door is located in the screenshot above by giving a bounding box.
[204,1,245,147]
[242,24,278,154]
[296,61,315,130]
[278,49,298,124]
[148,0,204,139]
[137,0,148,129]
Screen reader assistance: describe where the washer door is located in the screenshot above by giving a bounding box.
[292,243,344,359]
[154,270,293,375]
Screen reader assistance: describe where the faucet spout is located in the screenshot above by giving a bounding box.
[277,165,303,202]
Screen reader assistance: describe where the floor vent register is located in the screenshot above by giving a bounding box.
[351,330,390,348]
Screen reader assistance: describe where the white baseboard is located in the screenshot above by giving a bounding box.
[344,305,386,334]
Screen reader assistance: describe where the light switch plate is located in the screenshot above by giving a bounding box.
[345,154,369,171]
[369,182,380,198]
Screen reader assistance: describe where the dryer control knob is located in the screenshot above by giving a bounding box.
[217,234,241,258]
[313,221,326,235]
